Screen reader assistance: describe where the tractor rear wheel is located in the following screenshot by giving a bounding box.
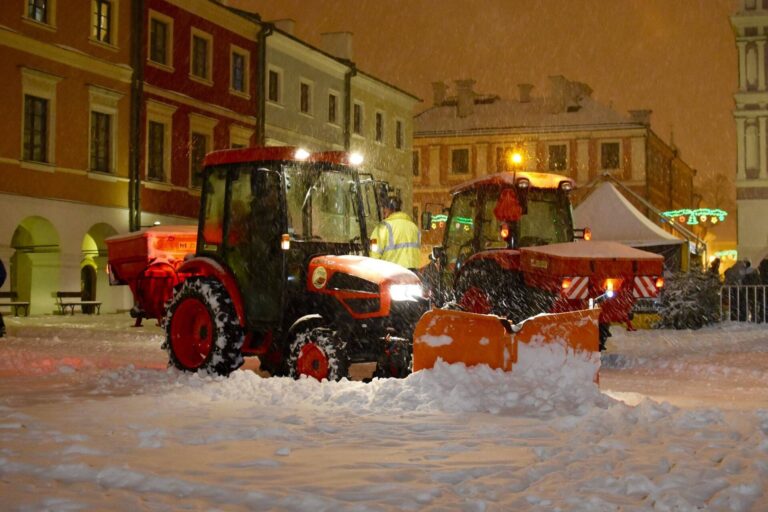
[164,277,244,376]
[288,327,349,381]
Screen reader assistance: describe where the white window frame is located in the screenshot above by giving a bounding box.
[450,146,471,175]
[229,45,250,98]
[147,9,173,71]
[89,0,118,49]
[547,142,568,172]
[189,113,218,189]
[189,27,213,85]
[229,124,253,148]
[145,100,176,184]
[352,101,364,137]
[266,65,283,105]
[599,140,622,171]
[299,78,314,117]
[23,0,57,29]
[374,110,385,144]
[88,85,122,174]
[20,67,61,169]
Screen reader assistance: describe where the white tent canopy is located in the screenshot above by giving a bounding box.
[573,182,683,247]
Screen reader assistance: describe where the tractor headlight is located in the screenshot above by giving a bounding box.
[389,284,423,301]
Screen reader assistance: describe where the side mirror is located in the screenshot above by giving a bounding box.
[430,246,446,266]
[421,211,432,230]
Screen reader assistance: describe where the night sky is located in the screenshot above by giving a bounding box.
[231,0,739,222]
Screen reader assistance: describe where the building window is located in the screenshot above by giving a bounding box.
[189,113,217,189]
[412,150,420,177]
[147,121,165,181]
[300,80,312,114]
[451,148,470,174]
[396,120,403,149]
[601,142,620,169]
[23,95,48,163]
[92,0,112,44]
[231,53,245,93]
[88,85,121,174]
[90,112,111,172]
[267,68,281,103]
[328,93,337,124]
[28,0,49,23]
[190,29,212,82]
[148,12,172,67]
[353,103,363,135]
[190,132,208,188]
[548,143,567,172]
[375,112,384,143]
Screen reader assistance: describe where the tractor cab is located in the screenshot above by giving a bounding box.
[428,171,575,285]
[197,147,370,330]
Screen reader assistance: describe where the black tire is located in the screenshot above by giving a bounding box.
[373,337,412,379]
[288,327,349,381]
[455,263,547,324]
[164,277,244,376]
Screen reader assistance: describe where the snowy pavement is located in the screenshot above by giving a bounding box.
[0,314,767,511]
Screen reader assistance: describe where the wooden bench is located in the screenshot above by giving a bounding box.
[0,291,30,317]
[56,292,102,315]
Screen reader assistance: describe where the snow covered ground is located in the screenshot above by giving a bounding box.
[0,314,767,511]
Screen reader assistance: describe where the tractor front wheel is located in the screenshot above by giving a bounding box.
[288,327,349,381]
[164,277,244,376]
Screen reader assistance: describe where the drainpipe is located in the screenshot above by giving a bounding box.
[128,0,145,232]
[256,22,273,146]
[343,62,357,150]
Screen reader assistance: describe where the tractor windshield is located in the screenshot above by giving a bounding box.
[283,164,362,244]
[514,188,573,246]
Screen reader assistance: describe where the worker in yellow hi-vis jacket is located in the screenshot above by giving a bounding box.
[369,196,421,271]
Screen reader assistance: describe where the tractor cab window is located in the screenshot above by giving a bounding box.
[284,164,361,243]
[517,188,573,246]
[444,190,478,270]
[360,178,381,235]
[479,187,509,250]
[200,166,229,252]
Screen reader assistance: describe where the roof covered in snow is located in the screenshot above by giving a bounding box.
[414,76,646,136]
[573,182,683,247]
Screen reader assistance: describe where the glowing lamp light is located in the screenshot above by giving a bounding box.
[678,216,686,223]
[511,152,523,165]
[583,227,592,241]
[349,152,364,166]
[499,223,510,240]
[561,277,573,290]
[431,222,437,230]
[281,234,291,251]
[655,277,665,289]
[711,217,718,224]
[700,215,707,222]
[294,148,310,161]
[604,278,621,298]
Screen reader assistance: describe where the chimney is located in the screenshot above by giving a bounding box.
[454,79,476,118]
[517,83,534,103]
[432,81,447,106]
[320,32,353,61]
[272,19,296,35]
[629,109,652,126]
[547,75,568,113]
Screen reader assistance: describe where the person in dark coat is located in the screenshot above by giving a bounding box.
[723,260,746,321]
[742,261,761,321]
[0,258,6,337]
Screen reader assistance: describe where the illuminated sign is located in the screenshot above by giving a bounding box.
[661,208,728,226]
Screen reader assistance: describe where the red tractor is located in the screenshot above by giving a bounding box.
[108,147,427,379]
[421,171,664,350]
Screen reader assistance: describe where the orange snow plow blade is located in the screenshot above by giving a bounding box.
[412,308,600,372]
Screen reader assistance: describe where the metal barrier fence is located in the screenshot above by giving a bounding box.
[720,285,768,323]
